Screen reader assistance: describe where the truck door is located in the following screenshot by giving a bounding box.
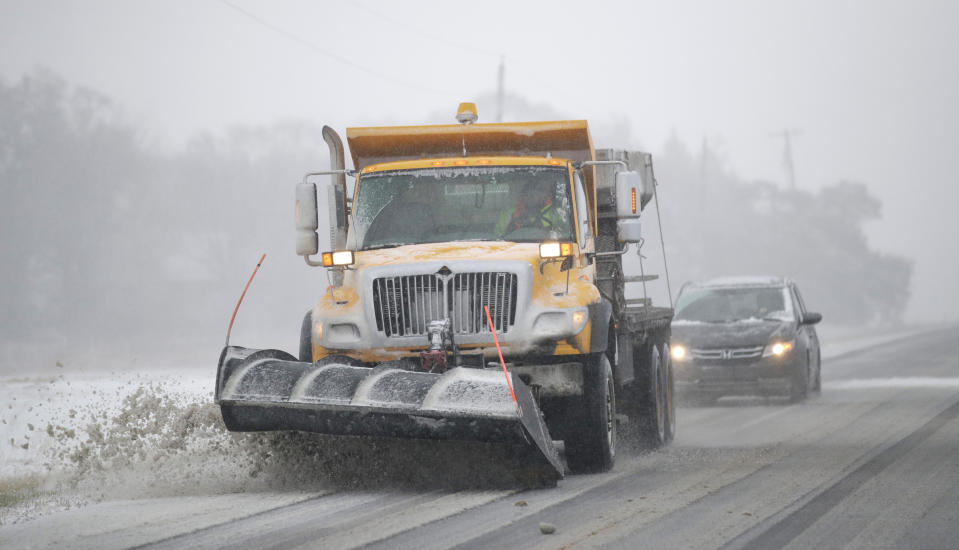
[572,171,593,263]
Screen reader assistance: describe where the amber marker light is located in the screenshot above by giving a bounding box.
[548,159,563,166]
[431,161,445,166]
[477,159,492,165]
[454,160,468,166]
[631,187,637,214]
[321,252,334,267]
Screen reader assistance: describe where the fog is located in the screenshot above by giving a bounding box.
[1,0,957,371]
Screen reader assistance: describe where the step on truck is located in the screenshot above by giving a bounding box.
[215,104,675,486]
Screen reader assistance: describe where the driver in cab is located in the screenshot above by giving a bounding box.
[494,180,564,237]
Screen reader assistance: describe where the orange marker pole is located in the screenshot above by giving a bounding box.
[484,305,517,404]
[225,253,267,347]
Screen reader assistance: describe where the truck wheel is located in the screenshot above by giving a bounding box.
[299,311,313,362]
[661,343,676,443]
[641,344,668,447]
[565,353,616,473]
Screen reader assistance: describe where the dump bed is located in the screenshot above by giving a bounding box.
[346,120,595,170]
[623,305,674,332]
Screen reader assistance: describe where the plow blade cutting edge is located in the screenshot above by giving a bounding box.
[215,346,565,484]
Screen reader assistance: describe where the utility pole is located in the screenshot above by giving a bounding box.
[699,137,708,218]
[496,56,505,122]
[771,129,802,189]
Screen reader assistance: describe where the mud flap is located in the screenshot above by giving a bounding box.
[216,346,565,484]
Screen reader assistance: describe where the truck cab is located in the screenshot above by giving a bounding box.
[308,156,605,364]
[268,106,675,474]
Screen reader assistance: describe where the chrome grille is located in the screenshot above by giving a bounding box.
[691,346,764,360]
[373,272,517,337]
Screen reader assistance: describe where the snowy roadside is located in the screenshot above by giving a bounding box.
[0,366,333,529]
[817,323,933,360]
[0,361,527,539]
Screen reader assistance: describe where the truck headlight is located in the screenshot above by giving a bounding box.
[540,242,573,258]
[321,250,355,267]
[571,310,588,332]
[763,340,795,357]
[533,309,588,337]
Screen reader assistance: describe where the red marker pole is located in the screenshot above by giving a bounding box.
[484,305,517,404]
[225,253,267,346]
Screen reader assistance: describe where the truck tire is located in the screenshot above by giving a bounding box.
[565,353,616,473]
[299,311,313,362]
[640,344,668,447]
[661,343,676,443]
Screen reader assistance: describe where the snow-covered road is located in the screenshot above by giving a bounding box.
[0,324,940,548]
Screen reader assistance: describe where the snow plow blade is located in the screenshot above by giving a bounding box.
[215,346,565,484]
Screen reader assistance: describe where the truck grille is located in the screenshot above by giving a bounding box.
[372,272,518,338]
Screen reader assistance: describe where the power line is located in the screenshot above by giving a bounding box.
[347,1,501,58]
[339,3,582,115]
[218,0,461,96]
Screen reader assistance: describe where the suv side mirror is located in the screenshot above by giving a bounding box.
[801,312,822,325]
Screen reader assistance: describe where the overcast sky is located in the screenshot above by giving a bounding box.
[2,0,957,322]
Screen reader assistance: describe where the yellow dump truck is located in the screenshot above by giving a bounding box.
[215,104,675,485]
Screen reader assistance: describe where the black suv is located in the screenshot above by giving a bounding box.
[670,277,822,404]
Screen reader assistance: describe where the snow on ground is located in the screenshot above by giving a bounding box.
[0,364,542,530]
[818,323,929,360]
[0,366,340,526]
[0,323,930,530]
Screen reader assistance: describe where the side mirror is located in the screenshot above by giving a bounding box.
[801,312,822,325]
[295,182,318,256]
[615,171,642,218]
[615,171,642,243]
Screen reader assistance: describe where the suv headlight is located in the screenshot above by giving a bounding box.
[671,344,687,361]
[763,339,795,357]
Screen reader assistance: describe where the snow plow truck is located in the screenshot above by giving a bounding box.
[215,104,675,486]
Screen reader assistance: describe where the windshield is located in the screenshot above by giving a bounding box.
[674,286,795,323]
[348,165,574,250]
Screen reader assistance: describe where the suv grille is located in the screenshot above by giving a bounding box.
[372,272,518,337]
[691,346,764,360]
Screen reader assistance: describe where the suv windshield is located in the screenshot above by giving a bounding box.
[348,166,574,250]
[674,286,794,323]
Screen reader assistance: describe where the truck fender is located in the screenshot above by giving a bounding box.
[587,299,613,354]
